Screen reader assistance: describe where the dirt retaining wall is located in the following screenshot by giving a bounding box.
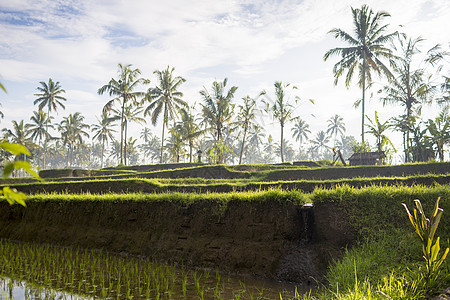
[0,199,354,283]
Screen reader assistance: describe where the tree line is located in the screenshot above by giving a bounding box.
[0,5,449,171]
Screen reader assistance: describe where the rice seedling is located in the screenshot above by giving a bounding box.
[0,239,305,299]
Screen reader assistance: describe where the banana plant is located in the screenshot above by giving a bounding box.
[402,198,449,282]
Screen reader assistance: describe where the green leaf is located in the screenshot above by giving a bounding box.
[13,161,43,181]
[3,162,14,179]
[2,186,26,207]
[435,247,449,270]
[430,237,440,263]
[0,142,30,156]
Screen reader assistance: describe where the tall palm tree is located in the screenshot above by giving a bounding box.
[98,63,149,165]
[34,78,67,168]
[112,104,146,165]
[378,36,438,162]
[144,66,187,163]
[291,118,311,146]
[263,81,298,163]
[26,110,53,168]
[58,112,90,167]
[365,111,394,153]
[175,108,204,163]
[200,78,238,164]
[236,96,258,164]
[326,114,346,144]
[91,111,117,168]
[324,5,397,144]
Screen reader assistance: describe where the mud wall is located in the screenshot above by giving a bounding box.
[0,199,354,283]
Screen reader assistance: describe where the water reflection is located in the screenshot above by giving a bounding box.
[0,277,89,300]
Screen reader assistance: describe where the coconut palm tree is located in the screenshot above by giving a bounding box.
[2,120,33,175]
[200,78,238,164]
[378,36,441,162]
[91,111,117,168]
[426,110,450,161]
[58,112,90,167]
[263,81,298,163]
[312,131,331,158]
[291,118,311,146]
[324,5,397,144]
[140,133,160,164]
[326,115,346,144]
[144,66,187,163]
[175,108,204,163]
[26,110,53,168]
[140,127,152,144]
[236,96,258,164]
[34,78,67,168]
[365,111,394,153]
[111,104,146,165]
[98,63,149,165]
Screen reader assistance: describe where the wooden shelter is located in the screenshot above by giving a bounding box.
[348,151,386,166]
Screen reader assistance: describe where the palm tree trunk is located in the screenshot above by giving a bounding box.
[405,103,411,163]
[44,107,50,169]
[361,62,366,145]
[189,141,193,163]
[160,121,165,163]
[280,123,284,163]
[120,97,126,165]
[239,127,247,165]
[101,140,105,168]
[124,121,128,166]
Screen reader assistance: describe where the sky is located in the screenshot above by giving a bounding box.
[0,0,449,164]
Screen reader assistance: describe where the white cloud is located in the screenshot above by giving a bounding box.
[0,0,449,163]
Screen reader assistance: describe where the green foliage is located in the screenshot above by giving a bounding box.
[0,142,42,206]
[402,198,449,285]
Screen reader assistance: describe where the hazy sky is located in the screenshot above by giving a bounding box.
[1,0,449,163]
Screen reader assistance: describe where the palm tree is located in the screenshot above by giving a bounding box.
[378,36,439,162]
[58,112,90,167]
[263,135,276,163]
[112,104,146,165]
[291,118,311,146]
[312,131,331,158]
[365,111,394,153]
[426,110,450,161]
[140,127,152,144]
[98,63,149,165]
[125,137,140,165]
[200,78,238,164]
[263,81,298,163]
[26,110,53,168]
[236,96,258,164]
[144,66,187,163]
[91,111,117,168]
[324,5,397,144]
[2,120,33,174]
[140,133,160,164]
[166,128,185,163]
[326,115,346,144]
[175,108,204,163]
[34,78,67,168]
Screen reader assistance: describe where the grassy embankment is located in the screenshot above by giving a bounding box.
[1,161,450,299]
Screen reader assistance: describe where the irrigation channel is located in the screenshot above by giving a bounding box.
[0,239,310,299]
